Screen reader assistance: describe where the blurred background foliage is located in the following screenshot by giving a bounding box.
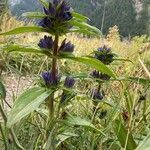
[8,0,150,37]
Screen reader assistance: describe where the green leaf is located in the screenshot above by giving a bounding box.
[7,87,52,127]
[114,58,133,64]
[65,116,105,136]
[3,45,51,56]
[0,26,49,35]
[72,12,90,22]
[39,0,49,8]
[22,12,47,18]
[69,19,101,37]
[113,119,137,150]
[136,131,150,150]
[59,54,116,78]
[70,27,100,37]
[128,77,150,85]
[56,132,78,148]
[0,82,6,99]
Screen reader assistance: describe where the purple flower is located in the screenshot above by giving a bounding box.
[59,1,70,12]
[38,36,54,49]
[91,89,104,101]
[95,45,114,65]
[99,110,107,119]
[44,5,55,17]
[64,76,75,88]
[99,73,111,80]
[42,71,60,86]
[59,39,74,53]
[90,70,101,78]
[38,17,53,28]
[58,11,72,21]
[91,70,111,81]
[39,0,72,29]
[98,45,111,52]
[53,0,61,6]
[60,77,75,103]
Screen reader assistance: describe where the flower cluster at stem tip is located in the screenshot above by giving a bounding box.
[91,45,115,81]
[38,1,74,53]
[90,45,115,101]
[39,0,72,33]
[95,45,114,65]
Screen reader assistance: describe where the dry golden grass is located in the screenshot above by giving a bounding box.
[0,14,149,77]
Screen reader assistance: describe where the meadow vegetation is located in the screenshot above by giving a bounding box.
[0,1,150,150]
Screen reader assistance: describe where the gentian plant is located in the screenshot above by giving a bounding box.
[90,45,115,117]
[0,0,116,149]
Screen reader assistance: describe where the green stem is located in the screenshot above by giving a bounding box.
[0,104,24,149]
[47,35,59,132]
[52,35,59,81]
[0,123,7,148]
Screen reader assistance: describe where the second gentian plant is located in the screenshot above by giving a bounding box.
[0,0,116,148]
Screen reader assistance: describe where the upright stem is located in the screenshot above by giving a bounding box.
[52,35,59,80]
[47,35,59,129]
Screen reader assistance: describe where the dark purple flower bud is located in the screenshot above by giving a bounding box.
[60,1,71,11]
[38,0,72,32]
[59,39,74,53]
[53,0,61,6]
[44,5,55,17]
[39,17,53,28]
[95,45,114,65]
[60,90,75,103]
[91,70,111,81]
[64,76,75,88]
[55,1,72,21]
[90,70,101,78]
[42,71,60,86]
[98,47,103,51]
[139,94,146,101]
[38,36,54,49]
[99,73,111,80]
[42,71,51,86]
[62,12,72,21]
[99,110,107,119]
[91,89,104,100]
[61,92,67,102]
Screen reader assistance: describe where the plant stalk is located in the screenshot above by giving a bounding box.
[47,35,59,129]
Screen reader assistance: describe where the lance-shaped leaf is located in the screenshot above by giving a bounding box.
[72,12,90,22]
[7,87,53,127]
[0,82,6,100]
[69,19,101,37]
[56,132,78,148]
[113,119,137,150]
[136,131,150,150]
[128,77,150,85]
[0,26,51,35]
[64,116,105,136]
[70,27,100,37]
[39,0,49,8]
[2,47,115,78]
[58,54,116,78]
[22,12,48,18]
[3,45,51,56]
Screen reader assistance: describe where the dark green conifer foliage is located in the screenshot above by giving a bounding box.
[10,0,149,36]
[136,0,150,35]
